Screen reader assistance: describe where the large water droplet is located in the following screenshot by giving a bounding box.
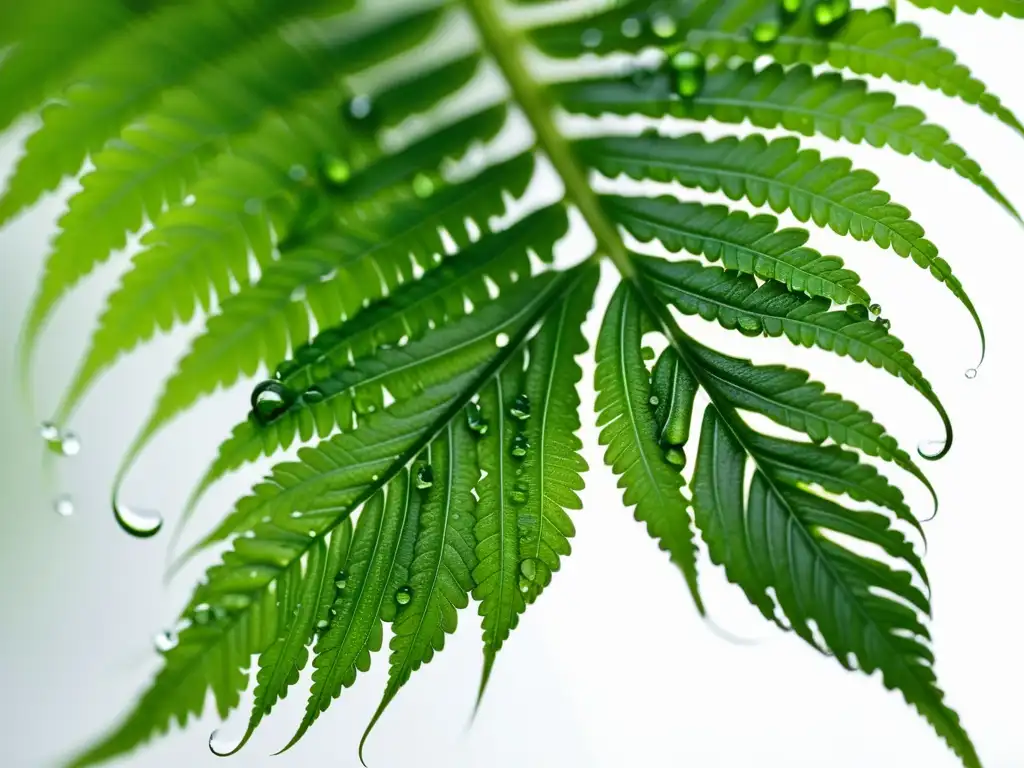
[869,302,882,316]
[671,50,705,99]
[39,421,60,443]
[965,368,978,380]
[510,393,531,421]
[288,164,308,183]
[750,19,782,48]
[511,433,530,459]
[519,577,531,594]
[316,619,329,630]
[494,332,510,348]
[466,402,489,435]
[54,494,74,517]
[395,585,413,606]
[520,558,538,582]
[60,431,81,457]
[648,395,660,407]
[114,502,164,538]
[651,13,678,39]
[510,482,529,506]
[302,386,326,405]
[251,380,295,425]
[154,629,178,652]
[415,463,434,490]
[319,153,351,187]
[335,570,348,590]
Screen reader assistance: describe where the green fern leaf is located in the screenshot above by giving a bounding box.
[603,194,870,306]
[906,0,1023,17]
[576,133,982,345]
[691,407,978,767]
[557,62,1016,218]
[595,284,703,612]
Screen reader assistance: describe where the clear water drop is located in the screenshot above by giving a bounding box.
[519,578,531,594]
[495,332,510,348]
[60,431,81,457]
[114,502,164,538]
[510,393,531,421]
[965,368,978,380]
[671,50,706,99]
[193,603,212,625]
[511,433,529,459]
[319,153,351,187]
[154,629,178,652]
[877,317,891,331]
[466,402,489,435]
[415,463,434,490]
[812,0,850,33]
[413,172,436,199]
[649,395,660,406]
[621,17,642,38]
[869,303,882,316]
[53,494,74,517]
[303,386,326,405]
[520,558,538,582]
[346,94,374,122]
[581,28,602,48]
[780,0,804,22]
[651,13,678,39]
[316,619,329,630]
[251,380,295,424]
[510,482,529,506]
[395,585,413,606]
[335,570,348,590]
[39,421,60,443]
[750,19,782,48]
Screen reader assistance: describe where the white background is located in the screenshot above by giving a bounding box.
[1,4,1022,767]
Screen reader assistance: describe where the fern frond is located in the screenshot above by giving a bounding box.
[907,0,1023,17]
[595,284,703,611]
[558,62,1016,219]
[576,133,981,345]
[20,6,444,367]
[691,407,978,767]
[603,194,869,306]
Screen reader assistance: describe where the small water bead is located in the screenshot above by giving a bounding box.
[413,172,437,199]
[316,619,329,630]
[664,446,687,467]
[511,434,530,459]
[510,483,529,505]
[750,19,782,48]
[53,494,74,517]
[335,570,348,590]
[193,603,213,625]
[251,380,295,424]
[302,387,326,405]
[319,153,351,187]
[466,402,489,435]
[59,431,81,456]
[869,303,882,316]
[114,502,164,538]
[621,17,642,38]
[395,586,413,606]
[812,0,850,33]
[671,50,705,99]
[345,94,374,123]
[581,28,602,48]
[648,395,660,407]
[495,332,510,348]
[519,578,531,594]
[780,0,804,22]
[651,13,678,39]
[965,368,978,380]
[39,421,60,443]
[154,629,178,653]
[415,463,434,490]
[520,558,538,582]
[510,393,531,421]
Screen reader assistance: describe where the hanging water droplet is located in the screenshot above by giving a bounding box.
[641,346,655,361]
[251,380,295,424]
[965,368,978,380]
[302,386,326,405]
[510,393,531,421]
[335,570,348,590]
[648,395,660,407]
[193,603,212,625]
[395,585,413,606]
[519,577,531,594]
[466,402,489,435]
[651,13,678,39]
[114,501,164,538]
[413,172,436,199]
[39,421,60,443]
[319,153,351,187]
[53,494,74,517]
[621,17,642,38]
[750,19,782,48]
[664,446,687,467]
[520,558,538,582]
[511,433,530,459]
[581,28,602,48]
[60,431,81,457]
[154,629,178,652]
[812,0,850,33]
[415,463,434,490]
[869,303,882,316]
[780,0,804,22]
[495,332,510,348]
[671,50,706,99]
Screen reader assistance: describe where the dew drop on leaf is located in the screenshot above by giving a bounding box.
[316,619,329,630]
[395,586,413,606]
[621,17,642,38]
[510,482,529,506]
[466,402,489,435]
[154,629,178,652]
[413,172,436,199]
[511,433,530,459]
[869,303,882,316]
[60,431,81,457]
[510,393,531,420]
[345,94,374,123]
[780,0,804,22]
[651,13,677,39]
[114,502,164,538]
[319,153,351,187]
[39,421,60,443]
[519,578,531,594]
[737,316,761,335]
[495,332,510,348]
[302,386,326,405]
[877,318,891,331]
[251,380,295,425]
[750,19,782,48]
[335,570,348,590]
[193,603,212,625]
[415,463,434,490]
[671,50,705,99]
[520,558,538,582]
[288,164,307,182]
[648,395,660,406]
[53,494,74,517]
[581,28,602,48]
[812,0,850,34]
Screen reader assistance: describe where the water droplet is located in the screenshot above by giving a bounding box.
[495,332,510,348]
[193,603,212,625]
[641,346,655,361]
[520,558,538,582]
[510,482,529,506]
[413,172,436,199]
[737,316,761,335]
[114,502,164,538]
[466,402,489,435]
[671,50,706,99]
[651,13,678,39]
[869,303,882,316]
[511,433,530,459]
[812,0,850,33]
[39,421,60,443]
[415,463,434,490]
[60,431,81,457]
[53,494,74,517]
[316,619,329,630]
[154,629,178,652]
[303,386,326,405]
[780,0,804,22]
[251,380,294,424]
[288,164,308,182]
[519,578,531,594]
[335,570,348,590]
[319,153,351,187]
[648,395,660,407]
[750,19,782,48]
[581,28,602,48]
[965,368,978,380]
[395,585,413,606]
[664,446,687,467]
[354,393,378,415]
[510,394,531,421]
[346,94,374,123]
[621,17,642,38]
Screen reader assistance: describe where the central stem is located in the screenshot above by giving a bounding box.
[463,0,635,277]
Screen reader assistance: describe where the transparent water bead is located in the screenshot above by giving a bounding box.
[54,494,74,517]
[114,502,164,538]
